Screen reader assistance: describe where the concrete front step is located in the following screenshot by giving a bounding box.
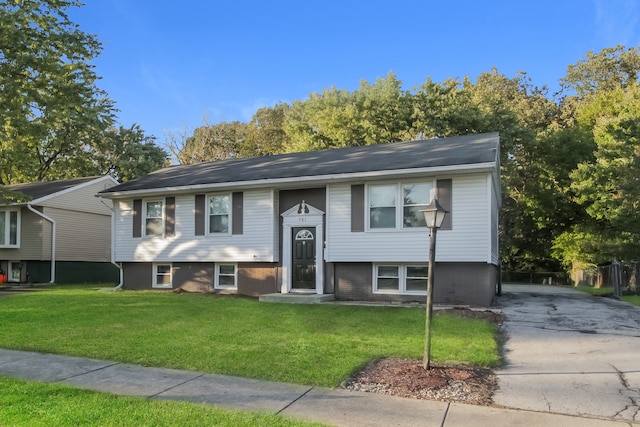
[259,293,336,304]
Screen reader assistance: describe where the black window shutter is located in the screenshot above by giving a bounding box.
[436,179,452,230]
[195,195,205,236]
[351,184,365,232]
[165,197,176,237]
[132,199,142,238]
[232,192,243,235]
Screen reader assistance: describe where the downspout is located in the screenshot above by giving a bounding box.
[27,204,55,284]
[99,197,123,290]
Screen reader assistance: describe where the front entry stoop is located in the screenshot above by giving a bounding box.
[259,293,336,304]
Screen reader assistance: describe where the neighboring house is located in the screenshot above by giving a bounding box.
[0,176,119,284]
[99,133,501,306]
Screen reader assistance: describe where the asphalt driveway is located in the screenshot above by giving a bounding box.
[493,284,640,422]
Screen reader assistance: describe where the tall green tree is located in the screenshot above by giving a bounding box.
[241,103,291,157]
[554,84,640,266]
[284,73,415,152]
[90,124,168,182]
[0,0,116,184]
[174,121,248,164]
[561,45,640,98]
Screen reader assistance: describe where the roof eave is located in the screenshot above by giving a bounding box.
[99,161,497,199]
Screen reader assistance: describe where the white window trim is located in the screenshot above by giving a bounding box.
[373,264,428,295]
[0,209,20,249]
[143,199,165,237]
[366,181,434,231]
[215,263,237,289]
[207,193,232,235]
[8,261,21,282]
[152,263,172,289]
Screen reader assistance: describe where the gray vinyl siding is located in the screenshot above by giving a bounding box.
[37,178,115,215]
[0,207,45,260]
[42,207,111,262]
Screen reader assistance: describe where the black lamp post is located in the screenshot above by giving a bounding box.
[420,198,448,370]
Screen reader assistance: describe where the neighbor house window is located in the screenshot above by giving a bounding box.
[153,263,172,288]
[374,264,428,294]
[215,263,237,289]
[0,210,20,248]
[368,182,432,230]
[145,200,164,236]
[208,194,230,234]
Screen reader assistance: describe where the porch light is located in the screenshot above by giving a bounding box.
[421,198,448,229]
[419,198,448,370]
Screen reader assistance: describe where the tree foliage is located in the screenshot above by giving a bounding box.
[561,45,640,97]
[554,84,640,266]
[0,0,167,188]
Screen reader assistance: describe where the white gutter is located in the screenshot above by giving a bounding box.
[27,205,55,284]
[99,197,123,290]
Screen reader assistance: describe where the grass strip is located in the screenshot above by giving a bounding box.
[0,376,324,427]
[0,286,499,386]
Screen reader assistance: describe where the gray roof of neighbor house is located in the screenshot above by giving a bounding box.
[100,132,499,196]
[3,176,103,203]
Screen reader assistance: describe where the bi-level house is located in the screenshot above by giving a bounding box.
[99,133,501,306]
[0,176,119,284]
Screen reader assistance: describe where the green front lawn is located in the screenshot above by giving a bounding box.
[0,286,499,387]
[0,376,324,427]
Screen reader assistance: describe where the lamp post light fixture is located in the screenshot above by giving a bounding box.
[420,198,448,370]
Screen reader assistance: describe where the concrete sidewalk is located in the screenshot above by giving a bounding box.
[0,348,628,427]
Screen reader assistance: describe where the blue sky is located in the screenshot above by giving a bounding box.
[68,1,640,145]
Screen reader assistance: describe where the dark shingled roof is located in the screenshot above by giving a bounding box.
[101,133,499,195]
[5,176,102,202]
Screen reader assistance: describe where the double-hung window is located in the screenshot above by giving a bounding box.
[145,200,164,236]
[368,182,432,230]
[153,263,172,288]
[208,194,230,234]
[369,184,397,229]
[215,263,237,289]
[374,264,428,294]
[0,210,19,248]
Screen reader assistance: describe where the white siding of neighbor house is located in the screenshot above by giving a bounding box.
[114,189,277,263]
[326,173,493,263]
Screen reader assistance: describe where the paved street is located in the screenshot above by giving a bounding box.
[494,285,640,422]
